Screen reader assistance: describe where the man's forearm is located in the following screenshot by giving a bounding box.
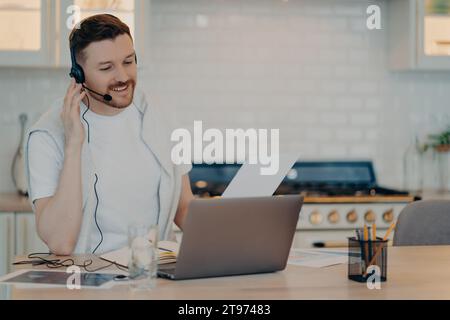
[37,146,83,255]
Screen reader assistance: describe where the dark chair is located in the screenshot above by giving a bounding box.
[394,200,450,246]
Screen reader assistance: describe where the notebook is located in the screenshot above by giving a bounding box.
[100,240,179,268]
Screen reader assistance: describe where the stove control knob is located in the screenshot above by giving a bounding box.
[383,208,395,223]
[346,209,358,223]
[364,210,376,223]
[309,210,323,225]
[328,210,340,224]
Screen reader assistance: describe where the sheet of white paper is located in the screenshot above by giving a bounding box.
[100,246,130,267]
[288,248,348,268]
[222,153,299,198]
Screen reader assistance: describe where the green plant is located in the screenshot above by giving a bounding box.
[427,127,450,152]
[426,0,450,15]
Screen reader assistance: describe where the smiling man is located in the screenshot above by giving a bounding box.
[24,14,194,255]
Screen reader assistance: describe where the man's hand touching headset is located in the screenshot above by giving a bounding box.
[61,78,87,150]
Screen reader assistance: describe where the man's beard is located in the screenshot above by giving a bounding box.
[89,80,136,109]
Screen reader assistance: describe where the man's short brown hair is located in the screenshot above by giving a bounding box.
[69,14,133,62]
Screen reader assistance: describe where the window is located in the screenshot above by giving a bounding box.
[0,0,41,51]
[424,0,450,56]
[0,0,144,66]
[73,0,135,38]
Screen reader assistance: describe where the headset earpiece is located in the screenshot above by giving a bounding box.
[69,46,85,84]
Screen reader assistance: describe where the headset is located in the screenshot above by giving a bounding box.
[68,44,104,253]
[13,252,128,273]
[69,41,138,255]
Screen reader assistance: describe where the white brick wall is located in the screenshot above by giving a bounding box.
[1,0,450,193]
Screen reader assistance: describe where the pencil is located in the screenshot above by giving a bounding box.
[356,229,365,273]
[363,224,369,267]
[368,226,372,262]
[382,222,396,241]
[363,222,396,277]
[372,223,377,258]
[372,223,377,240]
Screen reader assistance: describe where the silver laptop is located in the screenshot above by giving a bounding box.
[158,195,303,280]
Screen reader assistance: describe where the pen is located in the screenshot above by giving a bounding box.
[355,229,365,273]
[355,229,365,272]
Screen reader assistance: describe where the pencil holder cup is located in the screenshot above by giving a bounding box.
[348,237,388,283]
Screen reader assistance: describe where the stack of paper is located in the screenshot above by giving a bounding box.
[100,240,179,268]
[287,248,348,268]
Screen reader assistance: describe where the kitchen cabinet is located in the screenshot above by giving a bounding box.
[14,212,48,256]
[389,0,450,70]
[0,0,147,67]
[0,212,47,276]
[0,214,15,276]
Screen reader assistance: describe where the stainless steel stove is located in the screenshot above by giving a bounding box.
[189,161,417,248]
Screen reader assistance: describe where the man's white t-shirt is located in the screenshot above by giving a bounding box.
[28,102,162,254]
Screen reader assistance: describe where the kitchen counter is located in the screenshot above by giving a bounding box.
[421,190,450,201]
[0,193,32,213]
[1,190,449,214]
[303,195,414,203]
